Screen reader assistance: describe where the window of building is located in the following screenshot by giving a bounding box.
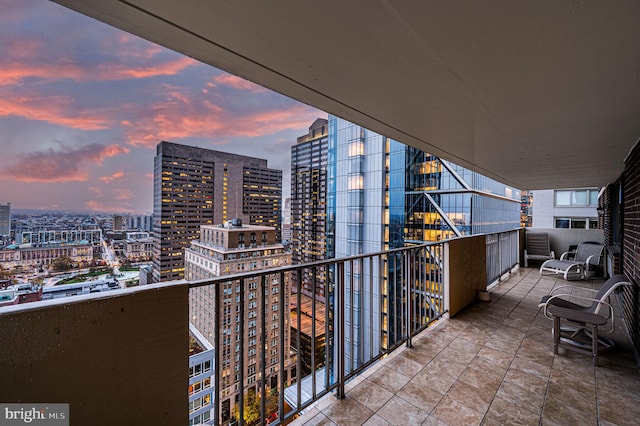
[555,189,599,207]
[348,175,364,190]
[554,217,599,229]
[348,140,364,157]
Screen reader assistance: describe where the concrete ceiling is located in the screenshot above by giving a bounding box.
[53,0,640,190]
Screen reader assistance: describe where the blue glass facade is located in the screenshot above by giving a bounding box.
[325,115,521,369]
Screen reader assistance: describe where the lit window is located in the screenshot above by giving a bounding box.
[348,175,363,190]
[348,140,364,157]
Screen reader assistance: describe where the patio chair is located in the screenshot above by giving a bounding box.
[538,274,632,362]
[539,242,604,280]
[524,232,555,267]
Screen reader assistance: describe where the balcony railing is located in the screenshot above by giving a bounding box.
[486,230,520,285]
[0,229,520,426]
[188,229,520,425]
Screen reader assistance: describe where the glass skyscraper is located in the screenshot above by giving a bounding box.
[326,115,521,371]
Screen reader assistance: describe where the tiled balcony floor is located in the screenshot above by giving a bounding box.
[291,268,640,425]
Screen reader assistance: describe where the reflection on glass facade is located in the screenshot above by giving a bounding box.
[326,115,521,372]
[404,148,521,243]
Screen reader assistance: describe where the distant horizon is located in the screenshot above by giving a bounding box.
[0,1,322,213]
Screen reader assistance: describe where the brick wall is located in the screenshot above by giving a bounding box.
[601,185,611,244]
[622,140,640,362]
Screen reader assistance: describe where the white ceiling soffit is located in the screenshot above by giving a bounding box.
[53,0,640,190]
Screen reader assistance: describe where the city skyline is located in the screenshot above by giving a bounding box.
[0,0,322,213]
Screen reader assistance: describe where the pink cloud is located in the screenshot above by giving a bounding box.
[85,199,134,213]
[100,171,125,184]
[85,200,109,211]
[0,39,196,86]
[0,143,129,183]
[123,89,320,148]
[0,95,110,130]
[212,74,268,93]
[114,188,133,200]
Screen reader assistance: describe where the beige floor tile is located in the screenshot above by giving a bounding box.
[510,354,552,380]
[376,395,430,426]
[495,380,545,415]
[384,352,424,378]
[411,366,460,395]
[368,365,411,394]
[322,397,374,426]
[598,392,640,426]
[484,396,540,426]
[445,380,492,414]
[396,377,444,413]
[432,395,483,426]
[348,379,394,412]
[542,395,597,426]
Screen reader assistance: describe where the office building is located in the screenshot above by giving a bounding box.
[291,118,329,300]
[327,115,521,370]
[152,141,282,282]
[0,203,10,238]
[185,222,292,421]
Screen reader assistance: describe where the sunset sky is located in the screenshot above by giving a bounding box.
[0,0,324,213]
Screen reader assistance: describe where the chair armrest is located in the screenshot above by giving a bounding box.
[560,251,574,260]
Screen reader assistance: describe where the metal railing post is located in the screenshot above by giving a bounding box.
[406,249,412,348]
[336,261,345,399]
[238,278,245,426]
[213,283,221,426]
[259,275,266,426]
[278,271,285,422]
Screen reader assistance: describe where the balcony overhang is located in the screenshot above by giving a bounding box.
[52,1,640,190]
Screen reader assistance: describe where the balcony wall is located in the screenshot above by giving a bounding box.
[446,235,487,316]
[0,282,188,425]
[525,227,604,260]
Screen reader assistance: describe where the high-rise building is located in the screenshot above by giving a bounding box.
[185,222,292,422]
[152,141,282,282]
[127,214,153,232]
[291,118,329,300]
[326,115,521,370]
[0,203,10,238]
[113,215,124,232]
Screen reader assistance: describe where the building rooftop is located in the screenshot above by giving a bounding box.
[290,293,326,338]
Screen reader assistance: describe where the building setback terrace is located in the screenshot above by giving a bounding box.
[292,267,640,426]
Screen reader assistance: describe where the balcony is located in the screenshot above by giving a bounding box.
[3,229,638,425]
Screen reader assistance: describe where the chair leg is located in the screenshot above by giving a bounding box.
[553,316,560,355]
[592,323,599,367]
